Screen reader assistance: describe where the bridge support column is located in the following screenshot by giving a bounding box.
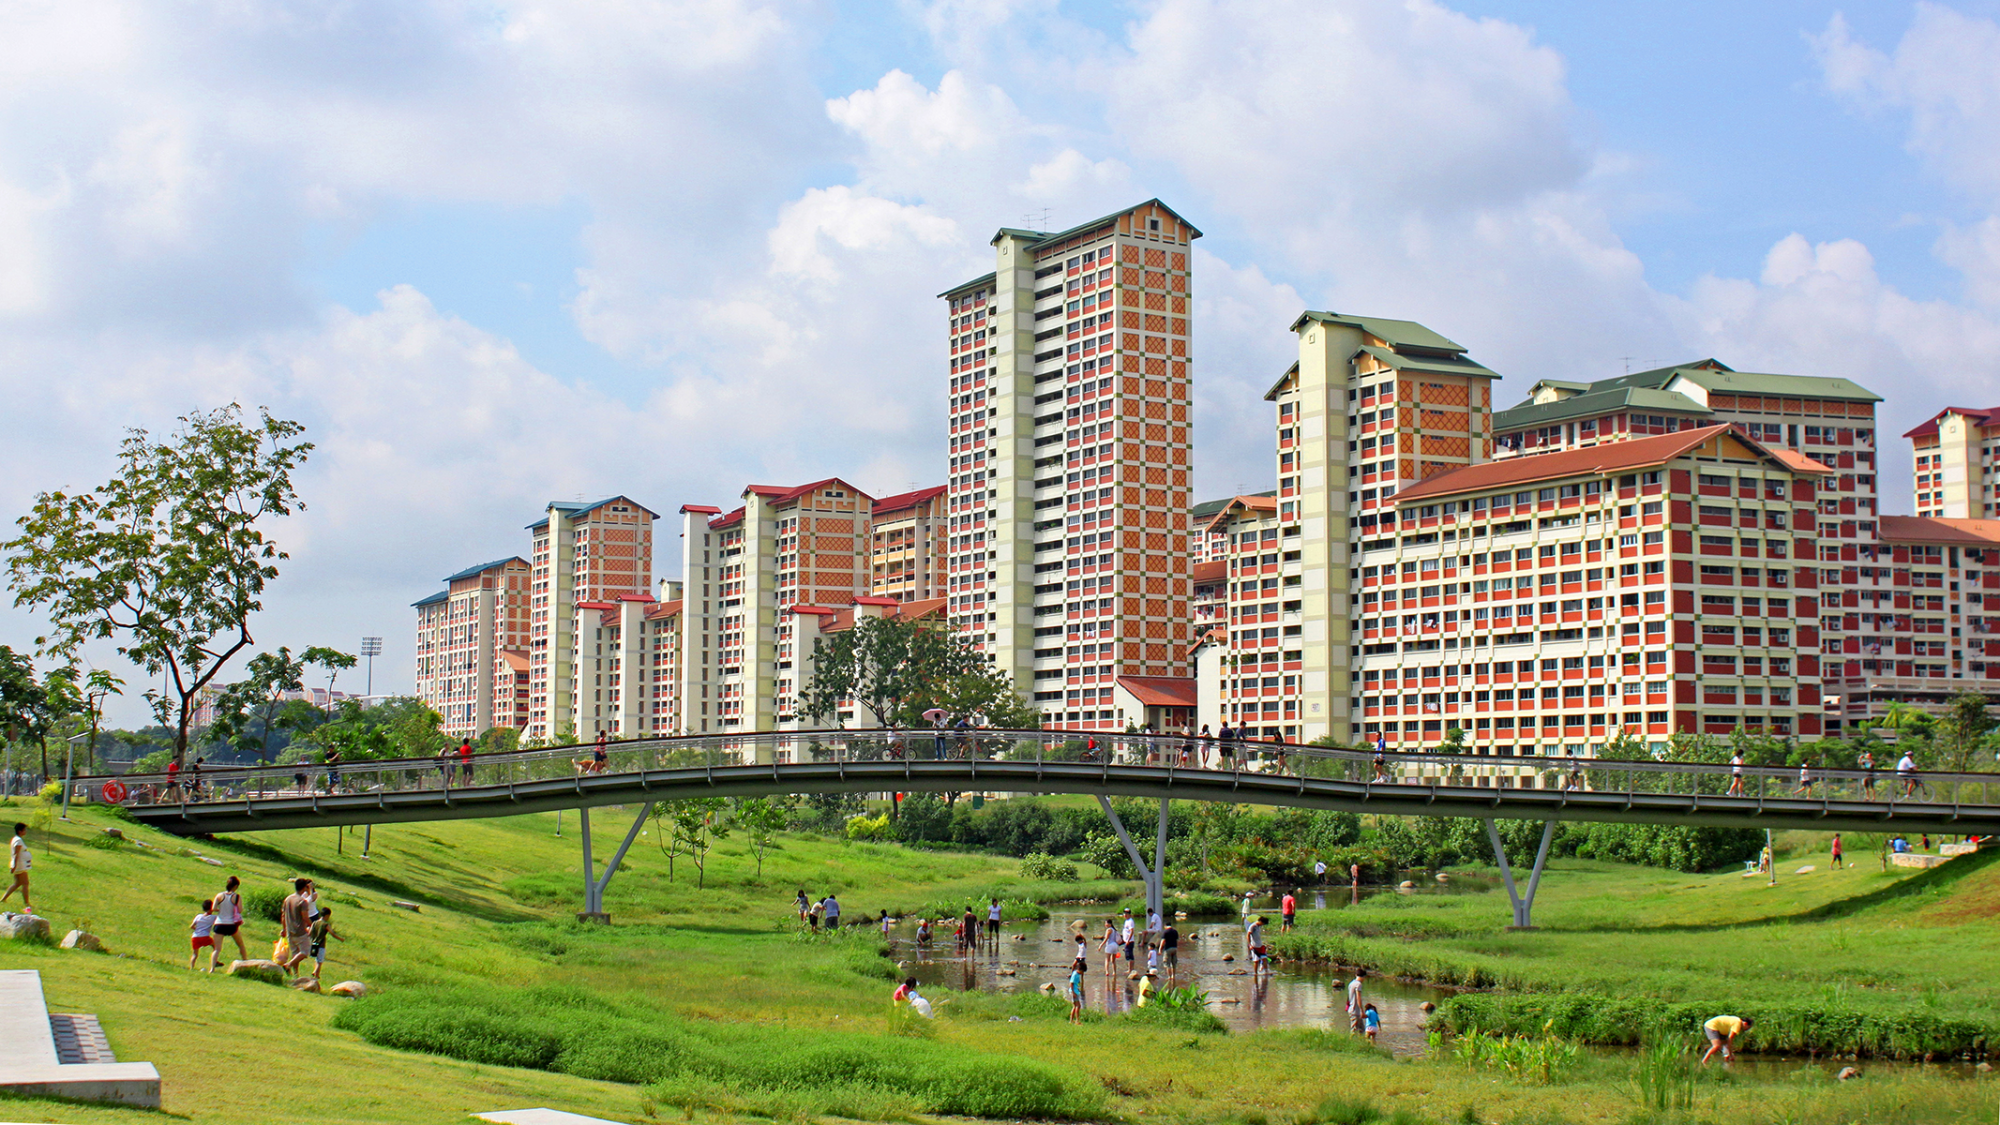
[1486,819,1555,930]
[578,803,652,923]
[1096,796,1167,927]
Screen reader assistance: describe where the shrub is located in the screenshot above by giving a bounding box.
[1020,852,1079,882]
[333,983,1108,1120]
[243,886,288,923]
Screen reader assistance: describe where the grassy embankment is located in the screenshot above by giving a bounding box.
[1273,833,2000,1057]
[1,798,1995,1124]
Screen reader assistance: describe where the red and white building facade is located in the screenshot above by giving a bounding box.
[941,199,1200,731]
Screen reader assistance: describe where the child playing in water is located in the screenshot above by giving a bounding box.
[1363,1003,1381,1044]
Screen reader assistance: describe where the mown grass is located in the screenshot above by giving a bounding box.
[5,797,2000,1124]
[1273,839,2000,1056]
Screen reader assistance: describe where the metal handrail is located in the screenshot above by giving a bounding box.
[77,726,2000,815]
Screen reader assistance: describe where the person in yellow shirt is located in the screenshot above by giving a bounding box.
[1701,1014,1753,1064]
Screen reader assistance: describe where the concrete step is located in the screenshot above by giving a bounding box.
[0,970,159,1108]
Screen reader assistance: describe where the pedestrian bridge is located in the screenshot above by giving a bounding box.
[112,728,1999,838]
[104,730,1999,927]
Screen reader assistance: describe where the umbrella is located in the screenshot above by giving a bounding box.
[922,708,949,723]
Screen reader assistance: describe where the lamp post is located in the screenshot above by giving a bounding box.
[62,732,87,821]
[360,637,382,699]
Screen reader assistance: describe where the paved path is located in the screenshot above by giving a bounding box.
[0,970,160,1108]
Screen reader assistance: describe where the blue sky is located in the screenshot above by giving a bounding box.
[4,0,2000,720]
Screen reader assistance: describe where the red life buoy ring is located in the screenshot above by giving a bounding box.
[101,779,128,802]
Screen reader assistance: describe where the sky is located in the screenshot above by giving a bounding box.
[4,0,2000,726]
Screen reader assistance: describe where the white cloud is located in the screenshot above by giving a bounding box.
[1814,5,2000,204]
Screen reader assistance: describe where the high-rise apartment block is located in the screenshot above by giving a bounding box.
[411,557,531,739]
[940,199,1200,731]
[868,485,947,601]
[524,497,658,741]
[1906,407,2000,517]
[677,480,875,734]
[1259,313,1502,744]
[1355,427,1830,754]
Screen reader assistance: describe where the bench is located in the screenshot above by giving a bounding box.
[0,970,160,1107]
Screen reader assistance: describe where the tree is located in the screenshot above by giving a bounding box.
[799,614,1033,728]
[730,797,787,879]
[0,648,47,783]
[1934,691,1994,774]
[4,405,312,766]
[656,798,731,888]
[208,646,356,762]
[79,669,123,774]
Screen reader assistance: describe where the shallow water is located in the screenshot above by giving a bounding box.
[893,887,1458,1057]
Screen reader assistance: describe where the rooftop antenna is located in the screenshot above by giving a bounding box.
[1619,356,1635,374]
[1021,208,1052,232]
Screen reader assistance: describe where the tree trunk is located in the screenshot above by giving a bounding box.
[87,710,100,775]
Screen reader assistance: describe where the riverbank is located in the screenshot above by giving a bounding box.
[5,798,1998,1123]
[1270,845,2000,1058]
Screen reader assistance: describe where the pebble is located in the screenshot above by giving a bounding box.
[198,857,223,867]
[390,900,422,912]
[1837,1067,1860,1081]
[1039,982,1056,992]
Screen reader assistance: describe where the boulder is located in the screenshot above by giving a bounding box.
[1837,1067,1860,1081]
[59,930,105,952]
[1434,873,1450,883]
[102,827,124,840]
[389,900,422,912]
[291,977,321,993]
[997,969,1016,977]
[1039,982,1057,993]
[1399,880,1416,889]
[226,959,289,985]
[1420,1001,1437,1014]
[329,980,368,998]
[1221,953,1235,962]
[0,913,51,942]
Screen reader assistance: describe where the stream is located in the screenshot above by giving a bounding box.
[895,887,1460,1057]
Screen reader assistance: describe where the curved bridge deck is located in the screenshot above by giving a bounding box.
[114,730,2000,838]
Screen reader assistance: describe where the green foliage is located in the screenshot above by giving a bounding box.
[206,645,357,763]
[243,885,288,923]
[1372,815,1760,874]
[730,796,787,877]
[1020,851,1079,882]
[801,614,1033,728]
[331,982,1107,1120]
[1124,986,1226,1033]
[1631,1029,1698,1112]
[1082,830,1135,879]
[1437,993,1994,1059]
[4,404,312,764]
[846,812,892,840]
[1448,1022,1584,1085]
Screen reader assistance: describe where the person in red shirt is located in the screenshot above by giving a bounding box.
[1281,889,1298,932]
[458,738,475,783]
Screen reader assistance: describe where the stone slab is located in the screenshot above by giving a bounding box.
[1890,852,1949,868]
[1940,842,1980,857]
[475,1110,626,1124]
[0,971,160,1108]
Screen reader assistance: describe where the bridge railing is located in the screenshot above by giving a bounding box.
[82,728,2000,817]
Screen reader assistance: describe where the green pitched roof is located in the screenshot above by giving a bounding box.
[1493,386,1712,432]
[1289,311,1466,354]
[938,271,996,299]
[989,198,1204,250]
[1191,492,1275,520]
[1357,344,1498,379]
[1671,366,1883,404]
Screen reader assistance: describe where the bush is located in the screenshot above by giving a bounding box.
[332,983,1106,1120]
[1437,992,1996,1059]
[243,886,288,923]
[1020,852,1079,882]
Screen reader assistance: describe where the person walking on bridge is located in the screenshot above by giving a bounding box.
[1727,752,1745,796]
[458,738,475,783]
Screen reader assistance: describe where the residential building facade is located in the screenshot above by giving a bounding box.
[940,199,1200,731]
[677,480,875,736]
[526,497,659,742]
[869,485,946,602]
[1264,312,1503,745]
[1906,407,2000,518]
[1355,426,1830,763]
[411,556,531,738]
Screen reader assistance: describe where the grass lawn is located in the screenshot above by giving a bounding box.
[1,798,1995,1124]
[1273,831,2000,1054]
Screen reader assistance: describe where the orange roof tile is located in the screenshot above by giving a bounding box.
[1904,407,2000,440]
[744,477,876,506]
[1762,446,1836,475]
[1116,676,1199,707]
[872,485,946,515]
[1199,495,1280,536]
[1393,425,1804,504]
[1877,515,2000,546]
[644,600,683,620]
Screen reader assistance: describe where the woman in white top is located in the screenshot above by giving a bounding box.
[1099,918,1121,972]
[211,875,249,961]
[3,823,31,913]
